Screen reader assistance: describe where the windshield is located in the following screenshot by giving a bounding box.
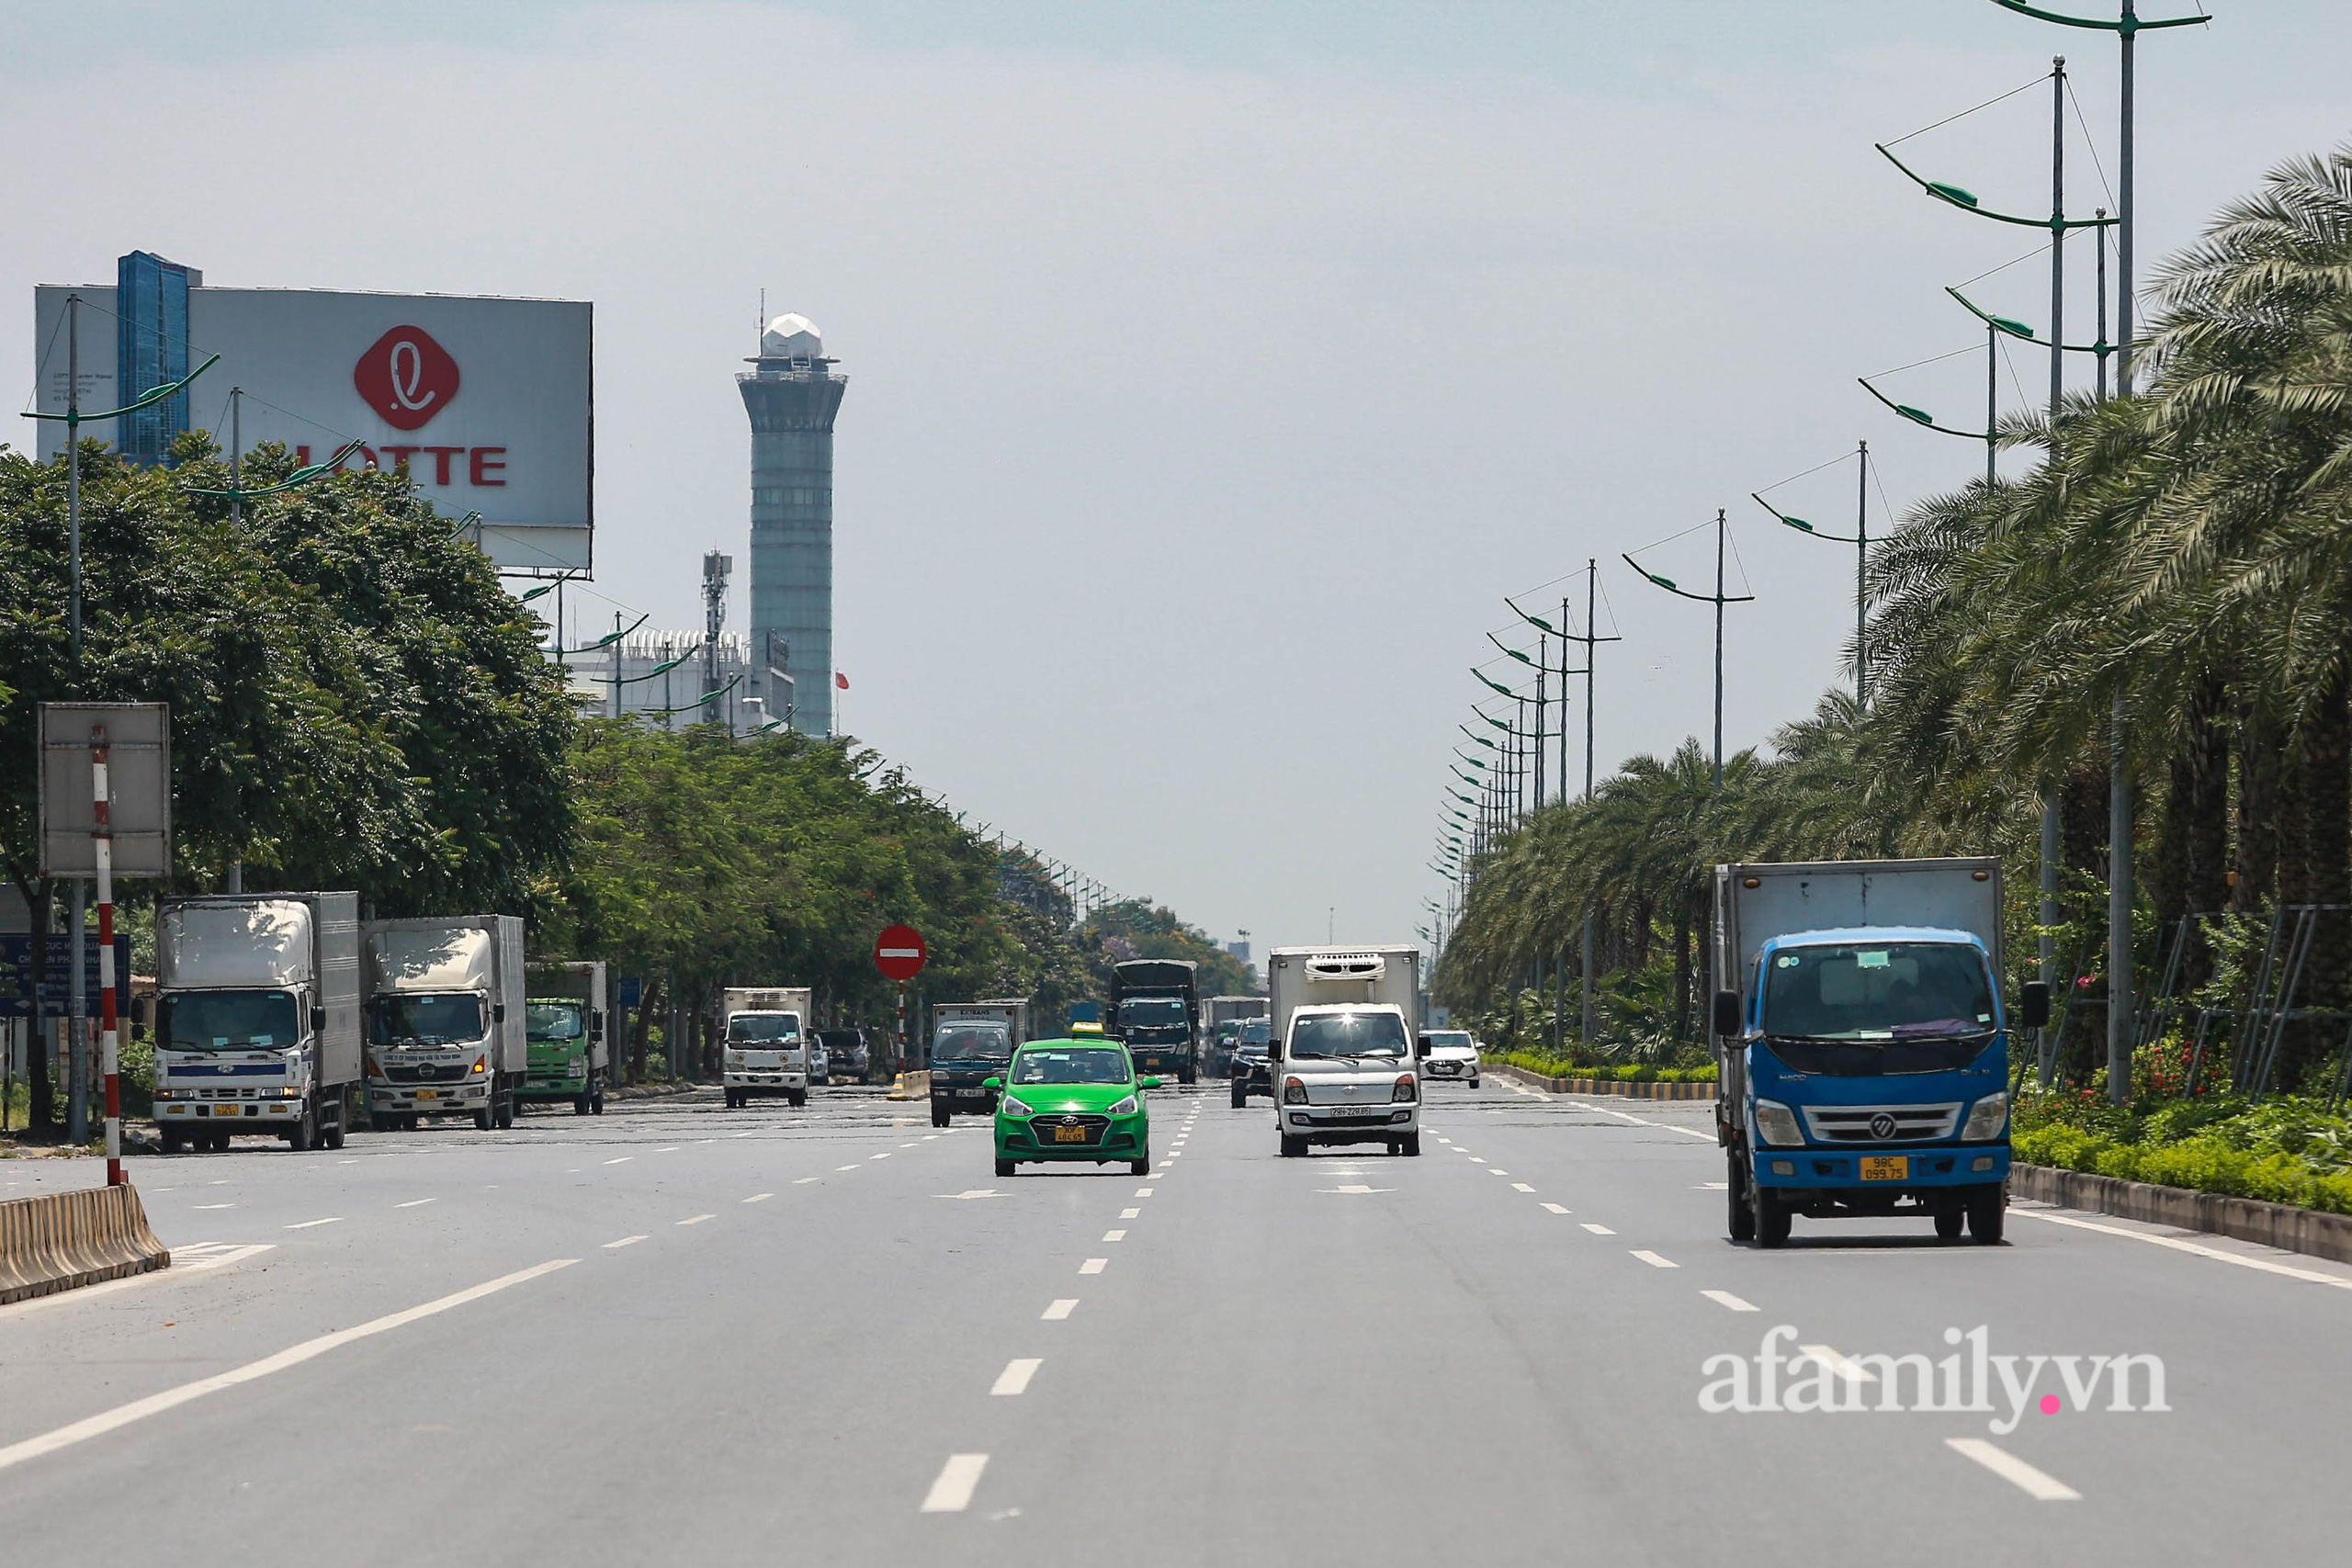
[1290,1010,1408,1059]
[1238,1020,1272,1045]
[1761,942,1995,1042]
[1012,1047,1131,1085]
[935,1025,1012,1061]
[728,1012,800,1043]
[160,989,300,1052]
[1120,998,1187,1030]
[1425,1032,1474,1052]
[368,992,484,1048]
[526,1002,583,1043]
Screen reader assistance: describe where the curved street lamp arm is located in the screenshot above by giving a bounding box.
[1857,377,1992,441]
[1988,0,2208,31]
[21,353,222,426]
[1471,668,1522,699]
[1875,144,2114,231]
[1620,553,1757,606]
[557,612,651,655]
[1750,491,1860,545]
[184,439,369,500]
[1946,287,2111,354]
[1486,630,1537,666]
[639,671,744,716]
[601,642,704,683]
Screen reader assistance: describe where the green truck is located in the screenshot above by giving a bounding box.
[520,960,610,1115]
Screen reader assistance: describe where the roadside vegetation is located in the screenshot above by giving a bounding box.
[1438,146,2352,1134]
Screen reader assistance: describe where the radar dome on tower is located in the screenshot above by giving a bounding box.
[762,313,823,359]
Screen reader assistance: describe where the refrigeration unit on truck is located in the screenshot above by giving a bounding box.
[153,892,363,1153]
[363,916,528,1132]
[1110,960,1201,1083]
[1712,858,2049,1248]
[1265,945,1424,1157]
[723,986,812,1108]
[522,960,609,1116]
[930,999,1030,1127]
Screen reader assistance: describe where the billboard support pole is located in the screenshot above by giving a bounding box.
[92,726,121,1186]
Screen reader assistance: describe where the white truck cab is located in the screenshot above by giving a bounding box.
[1266,945,1424,1158]
[723,986,811,1108]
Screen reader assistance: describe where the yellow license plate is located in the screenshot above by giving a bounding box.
[1860,1155,1908,1181]
[1053,1125,1088,1144]
[415,1089,439,1101]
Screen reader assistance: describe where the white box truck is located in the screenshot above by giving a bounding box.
[1266,945,1424,1157]
[152,892,362,1153]
[362,916,527,1131]
[522,960,609,1115]
[723,986,812,1108]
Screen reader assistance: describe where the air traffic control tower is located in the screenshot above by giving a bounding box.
[738,313,847,736]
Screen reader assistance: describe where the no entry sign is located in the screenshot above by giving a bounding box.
[874,925,927,982]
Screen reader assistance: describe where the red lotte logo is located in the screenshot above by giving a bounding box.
[354,325,461,431]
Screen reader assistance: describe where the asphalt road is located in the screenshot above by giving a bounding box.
[4,1078,2347,1565]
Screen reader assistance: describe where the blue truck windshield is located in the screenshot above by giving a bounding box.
[1759,942,1995,1075]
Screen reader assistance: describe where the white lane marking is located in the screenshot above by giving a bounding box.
[1135,1188,1154,1197]
[1467,1156,1487,1164]
[1542,1202,1572,1214]
[654,1146,680,1153]
[337,1158,359,1165]
[922,1134,940,1141]
[2012,1206,2352,1290]
[1696,1182,1728,1190]
[836,1165,861,1172]
[394,1199,436,1209]
[939,1189,1002,1201]
[1489,1169,1510,1177]
[1325,1183,1395,1194]
[1702,1290,1758,1312]
[677,1214,715,1226]
[922,1453,989,1513]
[1120,1207,1140,1218]
[695,1138,716,1145]
[1945,1438,2081,1501]
[1798,1345,1876,1384]
[871,1153,892,1160]
[1103,1229,1126,1242]
[0,1259,575,1475]
[284,1217,343,1230]
[743,1193,774,1203]
[900,1142,919,1148]
[1630,1250,1679,1269]
[794,1176,820,1184]
[1043,1299,1078,1321]
[1581,1223,1615,1235]
[730,1131,755,1138]
[193,1203,234,1211]
[0,1244,277,1320]
[1079,1258,1107,1275]
[990,1358,1042,1396]
[1511,1183,1534,1192]
[604,1157,632,1166]
[1582,1105,1647,1125]
[603,1235,647,1249]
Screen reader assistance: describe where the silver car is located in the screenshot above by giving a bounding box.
[1418,1030,1481,1087]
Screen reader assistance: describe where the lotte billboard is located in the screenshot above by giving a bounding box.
[32,285,592,576]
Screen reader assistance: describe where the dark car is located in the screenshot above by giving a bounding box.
[930,1022,1015,1127]
[1227,1017,1275,1108]
[818,1028,870,1084]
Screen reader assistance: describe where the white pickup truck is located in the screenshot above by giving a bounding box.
[722,986,811,1108]
[1266,945,1424,1158]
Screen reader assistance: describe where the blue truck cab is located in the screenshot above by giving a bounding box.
[1711,860,2049,1248]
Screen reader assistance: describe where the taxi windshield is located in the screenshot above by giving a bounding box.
[1013,1048,1131,1086]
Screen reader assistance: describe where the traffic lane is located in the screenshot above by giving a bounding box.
[1436,1092,2352,1555]
[0,1096,1170,1562]
[0,1090,959,1448]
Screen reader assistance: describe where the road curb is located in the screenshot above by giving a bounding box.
[0,1183,172,1305]
[2007,1162,2352,1266]
[1492,1062,1718,1101]
[885,1070,932,1102]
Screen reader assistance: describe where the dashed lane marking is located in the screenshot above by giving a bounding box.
[1945,1438,2080,1501]
[603,1235,647,1250]
[1120,1208,1140,1218]
[1798,1346,1876,1384]
[794,1177,821,1184]
[837,1165,861,1172]
[1511,1183,1534,1192]
[922,1453,989,1513]
[604,1157,632,1166]
[990,1358,1041,1396]
[743,1193,774,1203]
[1079,1258,1107,1275]
[1043,1299,1078,1320]
[1702,1290,1758,1312]
[284,1218,342,1230]
[1103,1230,1126,1242]
[1542,1202,1572,1214]
[1135,1188,1154,1197]
[394,1199,436,1209]
[1630,1250,1679,1269]
[677,1214,715,1226]
[1581,1223,1615,1235]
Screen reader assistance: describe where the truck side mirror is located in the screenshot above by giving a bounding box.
[1711,989,1743,1039]
[2018,981,2051,1031]
[592,1010,605,1043]
[311,1006,328,1032]
[493,1003,507,1023]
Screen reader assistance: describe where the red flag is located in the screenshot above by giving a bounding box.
[835,672,850,690]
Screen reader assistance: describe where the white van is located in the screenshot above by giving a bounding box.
[1266,946,1424,1157]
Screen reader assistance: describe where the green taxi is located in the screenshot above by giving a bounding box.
[989,1039,1157,1178]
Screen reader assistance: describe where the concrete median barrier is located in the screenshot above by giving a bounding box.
[884,1070,932,1102]
[0,1183,172,1306]
[1491,1062,1718,1101]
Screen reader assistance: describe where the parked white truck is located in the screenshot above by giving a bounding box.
[362,916,527,1131]
[522,960,609,1116]
[1265,945,1424,1157]
[153,892,363,1153]
[723,986,812,1108]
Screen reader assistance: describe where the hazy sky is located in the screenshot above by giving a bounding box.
[5,2,2344,959]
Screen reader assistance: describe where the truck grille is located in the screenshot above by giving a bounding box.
[1802,1103,1961,1143]
[386,1062,469,1084]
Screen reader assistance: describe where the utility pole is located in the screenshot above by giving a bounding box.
[1565,560,1622,1047]
[66,299,86,1146]
[2041,61,2068,1066]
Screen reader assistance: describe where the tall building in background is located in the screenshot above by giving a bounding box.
[738,313,846,737]
[116,250,200,465]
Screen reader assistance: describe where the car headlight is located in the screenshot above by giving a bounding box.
[1107,1094,1139,1116]
[1283,1077,1307,1105]
[1391,1074,1418,1103]
[727,1050,743,1066]
[1961,1091,2008,1141]
[1001,1094,1035,1117]
[1754,1100,1804,1147]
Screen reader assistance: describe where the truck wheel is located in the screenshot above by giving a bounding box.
[323,1104,346,1151]
[995,1158,1015,1179]
[574,1095,591,1115]
[1469,1076,1481,1089]
[1754,1184,1791,1248]
[931,1103,950,1129]
[1966,1185,2006,1245]
[288,1105,315,1152]
[495,1093,515,1130]
[1934,1207,1965,1241]
[473,1106,493,1131]
[1230,1082,1247,1110]
[1727,1156,1755,1242]
[1179,1068,1195,1086]
[1400,1133,1421,1156]
[1279,1134,1306,1158]
[788,1090,807,1109]
[592,1094,605,1114]
[160,1126,187,1155]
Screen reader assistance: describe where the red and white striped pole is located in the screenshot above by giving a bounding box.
[92,724,121,1187]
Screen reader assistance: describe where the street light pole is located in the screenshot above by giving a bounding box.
[1625,513,1752,795]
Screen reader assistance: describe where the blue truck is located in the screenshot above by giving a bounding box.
[1712,858,2048,1248]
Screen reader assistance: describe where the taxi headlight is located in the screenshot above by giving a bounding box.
[1106,1094,1138,1117]
[1001,1094,1036,1118]
[1961,1091,2008,1141]
[1754,1100,1804,1147]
